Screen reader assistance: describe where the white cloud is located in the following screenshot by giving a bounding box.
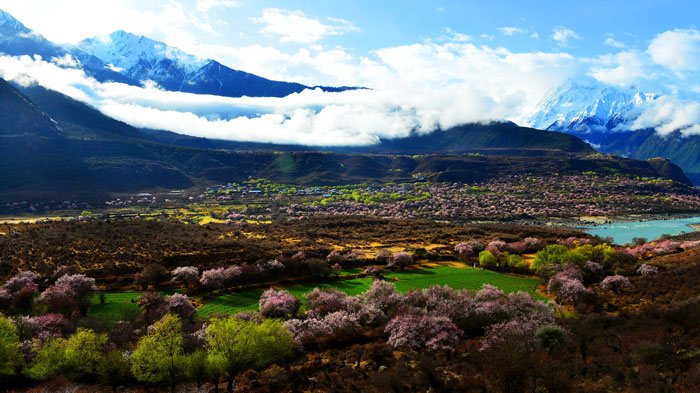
[0,5,696,145]
[51,54,81,68]
[195,0,238,14]
[589,50,651,88]
[252,8,360,44]
[604,37,626,49]
[0,0,213,44]
[498,27,528,36]
[0,36,577,146]
[630,96,700,135]
[648,29,700,73]
[452,33,472,42]
[552,26,580,47]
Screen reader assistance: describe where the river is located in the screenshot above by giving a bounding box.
[585,215,700,245]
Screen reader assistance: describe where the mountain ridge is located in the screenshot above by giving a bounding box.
[527,78,656,135]
[0,9,356,98]
[76,29,355,97]
[0,77,690,203]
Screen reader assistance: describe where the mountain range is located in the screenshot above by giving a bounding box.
[1,75,689,205]
[527,79,656,136]
[0,8,695,200]
[76,30,353,97]
[527,79,700,183]
[0,9,351,97]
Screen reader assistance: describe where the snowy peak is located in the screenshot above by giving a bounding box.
[0,10,350,98]
[78,30,207,81]
[76,30,345,97]
[527,79,655,134]
[0,9,30,35]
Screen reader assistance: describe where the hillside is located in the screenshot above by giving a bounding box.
[578,130,700,185]
[0,80,692,204]
[365,122,594,154]
[0,79,59,137]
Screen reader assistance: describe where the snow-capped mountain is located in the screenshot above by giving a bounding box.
[77,30,351,98]
[0,9,30,36]
[527,79,656,134]
[0,9,352,99]
[78,31,207,89]
[0,9,67,59]
[0,9,135,85]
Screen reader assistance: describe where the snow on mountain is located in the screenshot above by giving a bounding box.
[527,79,656,134]
[0,9,136,86]
[77,30,207,86]
[0,9,30,35]
[77,30,353,98]
[0,8,354,99]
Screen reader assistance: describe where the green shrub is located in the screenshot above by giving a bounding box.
[479,250,498,268]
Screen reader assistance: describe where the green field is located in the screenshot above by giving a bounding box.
[197,276,374,317]
[386,266,542,295]
[197,265,543,318]
[88,291,142,320]
[86,266,544,320]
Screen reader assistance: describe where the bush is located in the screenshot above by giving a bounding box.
[388,252,414,269]
[546,266,589,304]
[455,241,483,258]
[385,314,462,351]
[532,245,587,276]
[0,314,21,375]
[306,288,357,318]
[171,266,199,286]
[38,284,78,316]
[535,324,568,353]
[362,280,402,312]
[162,293,196,320]
[637,264,659,276]
[601,275,632,294]
[207,317,294,391]
[375,249,393,264]
[259,289,299,319]
[479,250,498,268]
[131,314,186,391]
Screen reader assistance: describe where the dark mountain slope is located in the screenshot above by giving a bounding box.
[181,60,312,98]
[0,79,691,204]
[581,130,700,185]
[141,122,595,156]
[0,79,60,137]
[18,84,144,140]
[0,80,191,199]
[368,123,595,154]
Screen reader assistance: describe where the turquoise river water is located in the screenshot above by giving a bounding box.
[584,216,700,245]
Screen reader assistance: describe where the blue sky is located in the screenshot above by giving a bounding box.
[2,0,697,59]
[241,0,699,56]
[0,0,698,144]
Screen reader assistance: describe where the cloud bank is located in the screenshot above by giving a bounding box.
[0,37,577,146]
[0,25,698,144]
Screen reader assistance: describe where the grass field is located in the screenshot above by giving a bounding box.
[86,265,544,320]
[88,291,141,320]
[386,266,542,295]
[197,276,374,318]
[197,265,543,318]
